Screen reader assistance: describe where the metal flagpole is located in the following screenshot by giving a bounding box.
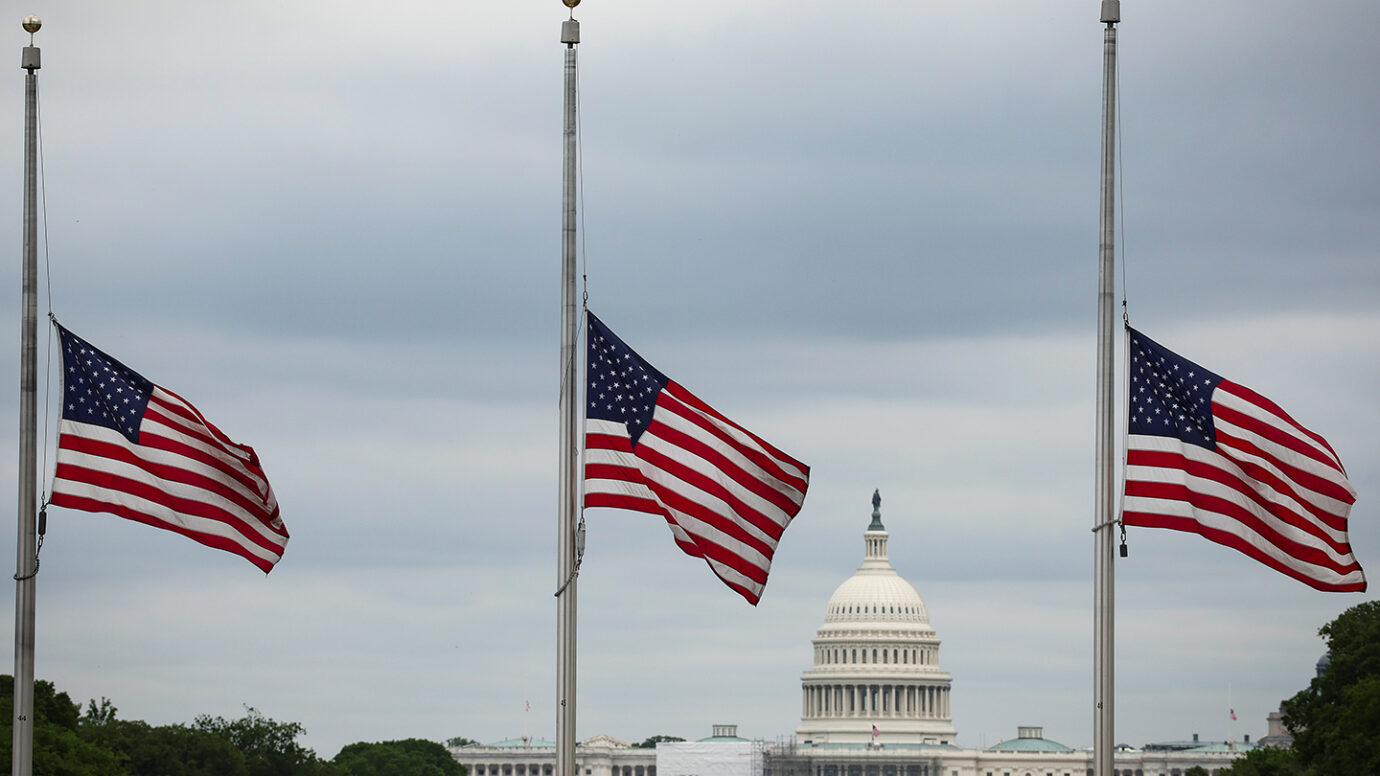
[556,5,582,776]
[11,15,42,776]
[1093,2,1120,776]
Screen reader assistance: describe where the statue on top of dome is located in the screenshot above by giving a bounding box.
[869,489,885,531]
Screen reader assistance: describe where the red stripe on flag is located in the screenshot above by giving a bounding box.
[1124,477,1357,577]
[628,445,777,577]
[44,490,280,573]
[52,458,285,557]
[583,491,663,514]
[1120,508,1365,592]
[1213,394,1343,475]
[58,434,277,526]
[1125,447,1353,561]
[586,430,634,455]
[641,485,773,586]
[1212,427,1354,530]
[662,383,810,497]
[643,416,793,541]
[1218,381,1346,466]
[583,462,643,483]
[152,388,254,459]
[142,409,269,495]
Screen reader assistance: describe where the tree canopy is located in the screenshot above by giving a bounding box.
[1279,600,1380,775]
[0,676,453,776]
[1,680,245,776]
[633,735,684,749]
[332,738,464,776]
[1221,600,1380,776]
[194,707,338,776]
[1219,746,1300,776]
[0,676,127,776]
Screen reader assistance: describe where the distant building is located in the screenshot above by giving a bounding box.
[451,735,655,776]
[659,725,757,776]
[1257,706,1293,750]
[796,491,955,747]
[456,494,1261,776]
[1142,733,1256,753]
[761,496,1251,775]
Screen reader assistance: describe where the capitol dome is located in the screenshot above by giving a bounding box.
[823,566,929,624]
[796,492,956,746]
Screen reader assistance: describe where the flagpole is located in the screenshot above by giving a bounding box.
[1227,683,1234,744]
[556,6,581,776]
[11,15,42,776]
[1093,2,1119,776]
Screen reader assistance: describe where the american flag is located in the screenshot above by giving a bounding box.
[582,311,810,605]
[1122,328,1364,592]
[49,323,288,572]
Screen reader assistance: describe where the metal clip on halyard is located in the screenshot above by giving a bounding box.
[554,517,585,597]
[13,505,46,581]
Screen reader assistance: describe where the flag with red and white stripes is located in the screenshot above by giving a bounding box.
[49,323,288,572]
[1122,327,1364,591]
[583,311,810,605]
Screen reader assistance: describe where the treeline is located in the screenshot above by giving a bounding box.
[0,676,464,776]
[1221,601,1380,776]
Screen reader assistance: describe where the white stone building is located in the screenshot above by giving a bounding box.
[453,494,1256,776]
[796,492,955,746]
[658,725,759,776]
[762,493,1251,776]
[451,734,656,776]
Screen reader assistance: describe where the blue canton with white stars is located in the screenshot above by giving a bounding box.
[1127,328,1224,451]
[57,324,153,445]
[587,312,669,447]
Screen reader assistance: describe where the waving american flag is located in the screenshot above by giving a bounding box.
[1122,327,1364,591]
[583,311,809,605]
[49,323,288,572]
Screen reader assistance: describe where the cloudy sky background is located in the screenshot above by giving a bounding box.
[0,0,1376,759]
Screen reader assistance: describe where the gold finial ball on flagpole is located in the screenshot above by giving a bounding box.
[563,0,580,8]
[22,15,41,34]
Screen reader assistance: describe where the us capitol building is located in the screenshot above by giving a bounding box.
[452,494,1253,776]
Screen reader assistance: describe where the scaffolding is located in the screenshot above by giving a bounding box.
[761,740,945,776]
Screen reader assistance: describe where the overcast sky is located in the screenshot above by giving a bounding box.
[0,0,1376,760]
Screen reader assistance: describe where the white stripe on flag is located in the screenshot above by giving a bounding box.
[1127,434,1354,557]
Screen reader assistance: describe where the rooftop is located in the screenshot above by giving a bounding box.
[987,726,1073,753]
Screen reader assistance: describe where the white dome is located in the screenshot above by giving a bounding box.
[824,571,930,625]
[818,490,932,628]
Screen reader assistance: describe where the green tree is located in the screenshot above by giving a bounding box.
[0,675,128,776]
[1219,746,1301,776]
[1281,600,1380,775]
[445,737,478,748]
[194,706,340,776]
[333,738,463,776]
[81,700,250,776]
[633,735,684,749]
[4,677,349,776]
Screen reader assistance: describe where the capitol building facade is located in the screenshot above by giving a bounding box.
[796,493,955,747]
[452,494,1252,776]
